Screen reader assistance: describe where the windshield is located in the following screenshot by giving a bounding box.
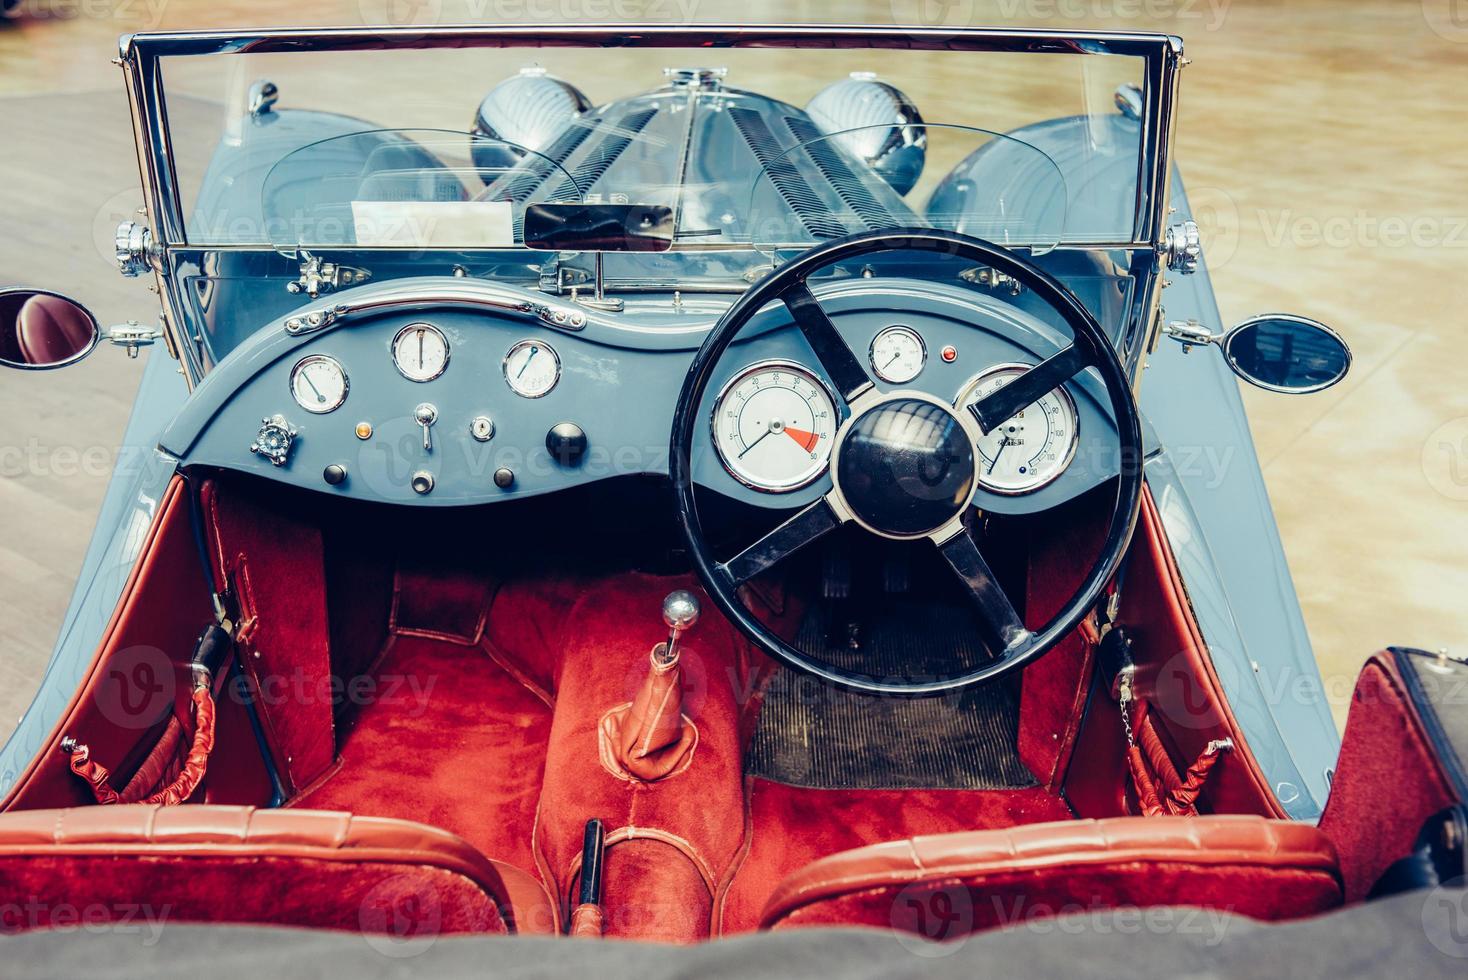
[154,39,1151,251]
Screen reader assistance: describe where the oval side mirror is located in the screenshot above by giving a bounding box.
[1221,315,1350,394]
[0,288,101,370]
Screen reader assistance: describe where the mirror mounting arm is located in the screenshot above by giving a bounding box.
[106,321,164,358]
[1161,318,1218,353]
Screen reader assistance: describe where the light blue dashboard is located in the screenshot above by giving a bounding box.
[158,275,1120,515]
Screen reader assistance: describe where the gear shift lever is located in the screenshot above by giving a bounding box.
[600,590,702,781]
[657,590,700,666]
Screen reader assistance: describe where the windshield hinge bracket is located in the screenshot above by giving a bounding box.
[286,250,371,299]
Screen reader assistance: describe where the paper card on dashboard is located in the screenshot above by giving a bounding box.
[351,200,515,247]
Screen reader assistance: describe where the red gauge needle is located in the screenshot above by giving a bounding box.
[783,426,819,453]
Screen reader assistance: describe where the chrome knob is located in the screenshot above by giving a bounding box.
[659,590,700,665]
[115,220,152,278]
[249,415,297,467]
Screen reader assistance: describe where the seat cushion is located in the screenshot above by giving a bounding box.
[760,815,1343,936]
[0,804,556,936]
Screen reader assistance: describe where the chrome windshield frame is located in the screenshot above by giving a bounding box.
[116,24,1185,386]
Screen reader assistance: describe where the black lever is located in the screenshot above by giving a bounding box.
[578,819,606,907]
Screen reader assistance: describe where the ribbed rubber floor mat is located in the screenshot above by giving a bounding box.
[746,600,1036,790]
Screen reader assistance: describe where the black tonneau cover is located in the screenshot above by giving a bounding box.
[4,890,1463,979]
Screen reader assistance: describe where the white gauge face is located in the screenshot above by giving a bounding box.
[955,364,1079,495]
[289,355,348,414]
[392,322,449,382]
[869,325,926,384]
[504,340,561,398]
[712,361,838,493]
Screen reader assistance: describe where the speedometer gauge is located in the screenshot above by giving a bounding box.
[289,355,348,414]
[955,363,1079,495]
[712,361,837,493]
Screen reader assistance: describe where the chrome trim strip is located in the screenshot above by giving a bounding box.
[281,281,590,336]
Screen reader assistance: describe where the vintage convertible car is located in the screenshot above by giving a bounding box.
[0,24,1463,971]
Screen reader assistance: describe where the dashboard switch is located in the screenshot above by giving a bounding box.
[414,403,438,452]
[494,467,515,489]
[411,471,435,495]
[322,463,348,486]
[547,422,588,466]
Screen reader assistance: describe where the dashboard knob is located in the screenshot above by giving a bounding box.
[493,467,515,489]
[249,415,297,467]
[411,471,435,495]
[322,463,348,486]
[546,422,588,466]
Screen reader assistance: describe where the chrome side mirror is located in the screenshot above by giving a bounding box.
[0,288,101,370]
[1163,314,1351,394]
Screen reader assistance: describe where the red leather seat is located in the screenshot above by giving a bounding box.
[760,816,1343,936]
[0,804,557,936]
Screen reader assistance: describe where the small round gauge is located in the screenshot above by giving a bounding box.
[392,322,450,382]
[712,361,838,493]
[289,355,348,414]
[503,340,561,398]
[955,363,1079,496]
[869,325,926,384]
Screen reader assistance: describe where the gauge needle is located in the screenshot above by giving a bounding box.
[783,425,819,453]
[883,352,902,369]
[417,330,424,367]
[738,426,773,459]
[303,372,325,403]
[987,436,1011,475]
[518,346,538,378]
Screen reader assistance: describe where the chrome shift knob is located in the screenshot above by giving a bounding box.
[659,590,700,664]
[663,590,700,632]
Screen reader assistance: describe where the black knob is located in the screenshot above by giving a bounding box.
[493,467,515,489]
[546,422,588,466]
[322,464,348,486]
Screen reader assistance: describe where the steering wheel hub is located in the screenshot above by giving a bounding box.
[833,397,976,539]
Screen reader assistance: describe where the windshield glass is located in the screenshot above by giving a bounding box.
[158,43,1147,250]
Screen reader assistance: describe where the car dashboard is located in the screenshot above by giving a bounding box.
[158,275,1121,517]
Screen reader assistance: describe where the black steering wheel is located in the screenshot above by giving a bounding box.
[671,229,1144,694]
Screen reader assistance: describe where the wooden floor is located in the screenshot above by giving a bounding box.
[0,1,1464,742]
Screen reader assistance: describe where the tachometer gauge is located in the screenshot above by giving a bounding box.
[504,339,561,398]
[289,354,348,414]
[392,322,450,382]
[955,363,1079,495]
[869,325,926,384]
[712,361,838,492]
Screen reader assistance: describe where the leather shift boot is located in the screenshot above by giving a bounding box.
[598,644,698,781]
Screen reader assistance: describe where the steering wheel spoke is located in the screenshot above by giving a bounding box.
[780,281,873,402]
[967,343,1089,434]
[718,495,845,587]
[937,528,1033,658]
